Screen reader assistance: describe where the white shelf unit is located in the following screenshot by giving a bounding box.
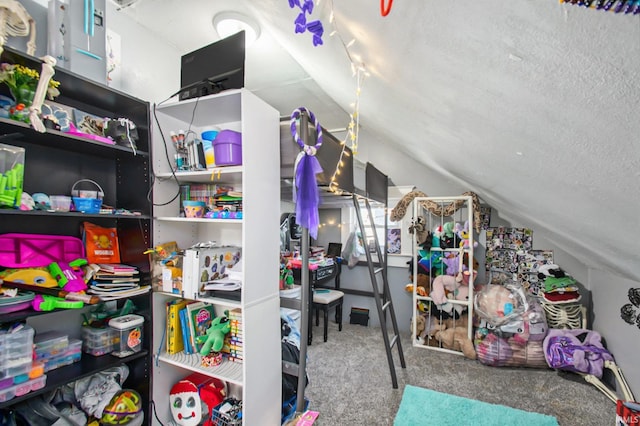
[151,89,281,425]
[411,196,475,356]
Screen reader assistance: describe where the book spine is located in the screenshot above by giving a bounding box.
[165,301,171,353]
[168,302,185,355]
[179,307,191,354]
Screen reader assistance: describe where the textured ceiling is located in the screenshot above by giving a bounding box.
[121,0,640,282]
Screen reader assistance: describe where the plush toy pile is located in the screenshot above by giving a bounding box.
[412,311,476,360]
[473,282,549,368]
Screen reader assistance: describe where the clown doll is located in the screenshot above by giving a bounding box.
[170,380,203,426]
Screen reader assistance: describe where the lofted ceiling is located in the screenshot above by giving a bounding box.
[120,0,640,282]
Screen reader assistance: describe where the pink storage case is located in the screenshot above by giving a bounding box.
[0,233,85,268]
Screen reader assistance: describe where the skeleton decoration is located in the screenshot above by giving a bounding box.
[0,0,36,57]
[0,0,57,133]
[28,55,57,133]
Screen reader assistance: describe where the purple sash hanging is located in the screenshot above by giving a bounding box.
[290,107,323,239]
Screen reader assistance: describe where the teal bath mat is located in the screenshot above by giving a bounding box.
[394,385,559,426]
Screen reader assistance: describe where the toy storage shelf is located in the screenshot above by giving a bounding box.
[0,209,151,219]
[0,350,149,410]
[155,167,243,184]
[151,89,281,426]
[0,117,149,158]
[154,216,242,224]
[0,46,153,419]
[155,290,243,309]
[158,351,243,386]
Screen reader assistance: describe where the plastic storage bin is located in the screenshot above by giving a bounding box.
[82,326,118,356]
[0,143,25,208]
[35,331,69,360]
[44,339,81,372]
[0,325,34,380]
[71,178,105,213]
[49,195,71,212]
[0,385,16,403]
[108,314,144,358]
[212,130,242,166]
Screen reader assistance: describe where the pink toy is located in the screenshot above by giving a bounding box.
[48,259,88,292]
[430,273,469,305]
[0,233,85,268]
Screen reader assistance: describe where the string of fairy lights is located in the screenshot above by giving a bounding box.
[322,0,369,194]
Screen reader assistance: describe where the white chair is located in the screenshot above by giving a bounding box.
[312,287,344,342]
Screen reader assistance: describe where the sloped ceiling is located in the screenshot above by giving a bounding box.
[121,0,640,282]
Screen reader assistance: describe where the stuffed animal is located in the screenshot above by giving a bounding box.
[408,216,429,246]
[434,326,476,359]
[430,273,469,306]
[411,313,427,343]
[442,313,470,330]
[442,253,462,276]
[404,273,430,297]
[456,220,478,249]
[474,283,527,326]
[197,310,231,355]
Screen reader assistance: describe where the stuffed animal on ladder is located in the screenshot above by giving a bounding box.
[0,0,57,133]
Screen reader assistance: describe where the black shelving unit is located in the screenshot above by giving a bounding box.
[0,350,149,410]
[0,46,153,420]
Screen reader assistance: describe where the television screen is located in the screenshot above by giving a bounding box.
[179,31,245,101]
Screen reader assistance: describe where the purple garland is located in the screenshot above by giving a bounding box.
[288,0,324,46]
[290,107,323,239]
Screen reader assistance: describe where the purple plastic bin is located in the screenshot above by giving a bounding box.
[212,130,242,166]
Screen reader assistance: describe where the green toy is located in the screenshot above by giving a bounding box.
[32,294,84,311]
[196,310,231,355]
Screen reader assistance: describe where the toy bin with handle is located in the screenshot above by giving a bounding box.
[71,179,104,213]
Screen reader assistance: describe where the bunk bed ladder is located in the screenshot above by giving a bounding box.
[353,194,406,389]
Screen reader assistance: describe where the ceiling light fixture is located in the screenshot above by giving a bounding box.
[213,12,261,47]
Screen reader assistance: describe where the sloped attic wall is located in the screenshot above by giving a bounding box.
[246,0,640,286]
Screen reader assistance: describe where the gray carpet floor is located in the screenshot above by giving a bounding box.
[302,322,614,426]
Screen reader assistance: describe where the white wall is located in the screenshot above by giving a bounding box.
[590,270,640,397]
[105,4,181,103]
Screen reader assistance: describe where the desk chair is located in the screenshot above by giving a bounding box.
[312,255,344,342]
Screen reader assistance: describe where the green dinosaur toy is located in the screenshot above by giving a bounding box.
[197,310,231,355]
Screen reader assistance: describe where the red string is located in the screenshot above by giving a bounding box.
[381,0,393,16]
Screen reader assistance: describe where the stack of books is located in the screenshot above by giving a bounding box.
[227,308,243,363]
[87,264,150,300]
[212,191,243,219]
[168,300,216,356]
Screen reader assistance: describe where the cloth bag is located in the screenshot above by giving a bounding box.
[543,328,613,378]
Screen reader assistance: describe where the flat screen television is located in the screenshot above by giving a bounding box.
[179,31,245,101]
